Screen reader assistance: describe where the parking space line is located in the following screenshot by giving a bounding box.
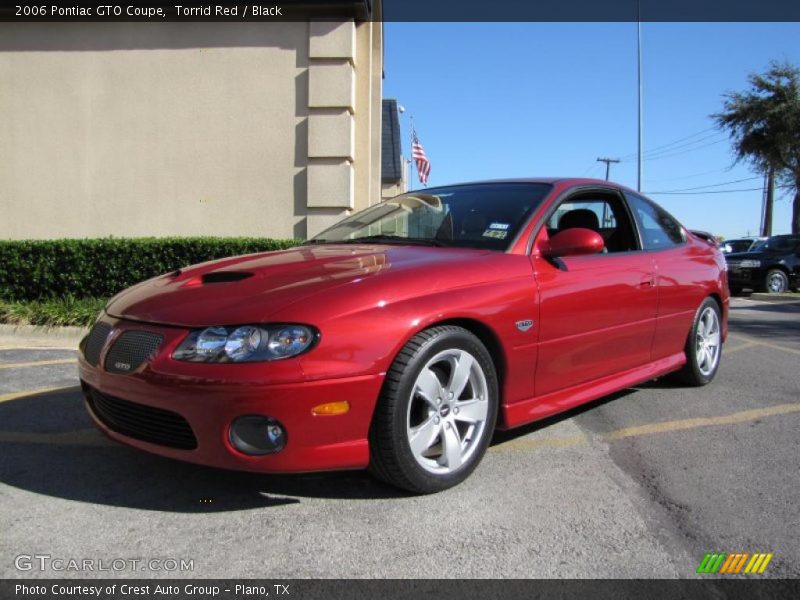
[724,341,760,355]
[725,334,800,356]
[0,385,81,404]
[0,345,78,351]
[604,403,800,440]
[748,340,800,356]
[0,358,75,370]
[492,402,800,454]
[0,428,109,447]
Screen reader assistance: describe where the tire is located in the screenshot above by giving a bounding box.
[765,269,789,294]
[369,326,498,494]
[673,297,722,386]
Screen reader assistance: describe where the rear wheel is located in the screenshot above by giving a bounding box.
[765,269,789,293]
[673,298,722,386]
[369,326,498,494]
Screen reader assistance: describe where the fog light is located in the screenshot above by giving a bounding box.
[311,401,350,416]
[229,416,286,455]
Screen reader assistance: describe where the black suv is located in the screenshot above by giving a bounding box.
[725,234,800,294]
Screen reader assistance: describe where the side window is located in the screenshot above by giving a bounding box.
[547,193,639,253]
[624,192,685,250]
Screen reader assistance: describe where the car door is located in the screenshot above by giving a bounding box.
[531,187,657,397]
[623,191,710,361]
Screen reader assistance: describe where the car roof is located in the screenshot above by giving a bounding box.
[414,178,631,192]
[423,177,609,185]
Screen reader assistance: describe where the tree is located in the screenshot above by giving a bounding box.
[713,61,800,235]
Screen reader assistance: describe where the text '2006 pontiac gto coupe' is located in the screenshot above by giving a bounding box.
[79,179,729,493]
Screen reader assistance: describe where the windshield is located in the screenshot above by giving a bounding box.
[754,235,800,253]
[310,182,552,251]
[723,239,755,253]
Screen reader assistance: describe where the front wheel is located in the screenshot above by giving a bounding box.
[673,298,722,386]
[369,326,498,494]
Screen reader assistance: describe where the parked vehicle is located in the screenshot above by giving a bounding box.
[721,236,766,254]
[725,234,800,294]
[78,178,729,493]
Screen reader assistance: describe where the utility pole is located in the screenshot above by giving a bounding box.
[597,157,620,181]
[763,167,775,237]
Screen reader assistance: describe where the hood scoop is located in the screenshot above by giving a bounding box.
[201,271,254,284]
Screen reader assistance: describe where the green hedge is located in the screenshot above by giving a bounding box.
[0,237,299,302]
[0,296,107,327]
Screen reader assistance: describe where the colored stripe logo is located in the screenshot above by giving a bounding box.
[696,552,773,574]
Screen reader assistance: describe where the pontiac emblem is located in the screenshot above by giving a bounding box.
[515,320,534,332]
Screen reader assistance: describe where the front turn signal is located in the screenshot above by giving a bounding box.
[311,401,350,416]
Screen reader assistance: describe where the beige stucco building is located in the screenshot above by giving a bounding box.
[0,6,388,240]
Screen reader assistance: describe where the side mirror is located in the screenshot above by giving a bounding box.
[544,228,605,258]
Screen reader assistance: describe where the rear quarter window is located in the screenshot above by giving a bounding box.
[624,192,685,250]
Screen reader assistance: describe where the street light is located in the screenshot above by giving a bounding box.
[637,6,643,192]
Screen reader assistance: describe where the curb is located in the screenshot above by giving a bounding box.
[0,323,88,348]
[747,292,800,304]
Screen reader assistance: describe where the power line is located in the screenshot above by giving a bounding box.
[648,187,763,195]
[618,126,718,160]
[646,176,762,193]
[581,161,601,177]
[647,184,792,195]
[637,132,726,160]
[645,166,735,184]
[622,138,727,163]
[622,131,724,161]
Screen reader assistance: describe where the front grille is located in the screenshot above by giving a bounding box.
[104,331,164,374]
[86,387,197,450]
[83,322,112,366]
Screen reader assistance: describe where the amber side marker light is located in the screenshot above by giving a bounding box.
[312,401,350,416]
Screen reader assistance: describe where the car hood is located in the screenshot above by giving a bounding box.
[106,244,494,328]
[725,251,770,261]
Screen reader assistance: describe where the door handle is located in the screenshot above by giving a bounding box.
[640,276,656,288]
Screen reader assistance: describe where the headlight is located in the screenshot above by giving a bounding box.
[740,259,761,268]
[173,324,318,363]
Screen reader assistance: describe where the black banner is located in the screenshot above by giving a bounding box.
[1,0,800,22]
[2,579,800,600]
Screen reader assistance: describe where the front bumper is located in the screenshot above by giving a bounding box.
[78,316,383,473]
[726,266,764,288]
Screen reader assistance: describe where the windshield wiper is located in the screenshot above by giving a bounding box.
[336,235,449,247]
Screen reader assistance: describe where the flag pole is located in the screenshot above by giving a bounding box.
[409,115,415,192]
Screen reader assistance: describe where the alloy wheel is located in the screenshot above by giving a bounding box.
[695,306,721,377]
[406,348,489,474]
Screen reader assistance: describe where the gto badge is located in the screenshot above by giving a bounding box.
[515,320,534,332]
[114,361,132,371]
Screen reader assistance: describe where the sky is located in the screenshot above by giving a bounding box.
[383,22,800,239]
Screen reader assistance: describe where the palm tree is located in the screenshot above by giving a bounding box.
[713,61,800,235]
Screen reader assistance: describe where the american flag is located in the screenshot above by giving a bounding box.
[411,129,431,185]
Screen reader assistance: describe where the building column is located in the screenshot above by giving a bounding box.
[306,20,356,237]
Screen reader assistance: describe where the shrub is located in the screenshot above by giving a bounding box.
[0,297,107,327]
[0,237,299,302]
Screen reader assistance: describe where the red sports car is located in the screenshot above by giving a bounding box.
[78,179,729,493]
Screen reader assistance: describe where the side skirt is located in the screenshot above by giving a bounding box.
[500,352,686,430]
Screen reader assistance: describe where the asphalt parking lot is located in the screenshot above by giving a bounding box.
[1,296,798,579]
